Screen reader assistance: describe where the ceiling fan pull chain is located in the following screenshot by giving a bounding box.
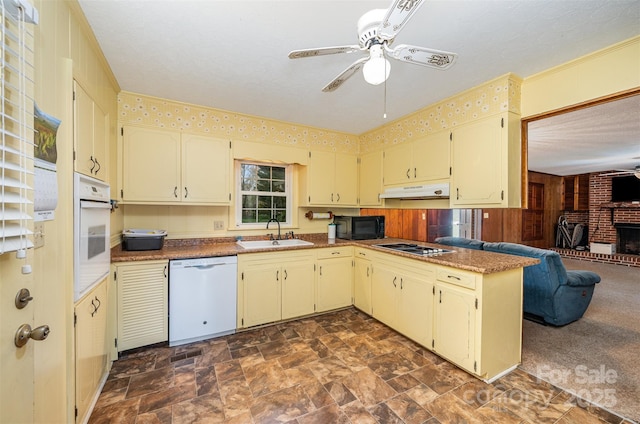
[383,61,388,119]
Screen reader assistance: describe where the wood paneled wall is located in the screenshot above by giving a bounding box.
[361,208,452,242]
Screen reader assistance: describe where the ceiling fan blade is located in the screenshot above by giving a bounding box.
[322,57,369,92]
[388,44,457,70]
[377,0,425,41]
[288,45,361,59]
[599,170,634,176]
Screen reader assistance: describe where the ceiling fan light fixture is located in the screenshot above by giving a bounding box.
[363,44,390,85]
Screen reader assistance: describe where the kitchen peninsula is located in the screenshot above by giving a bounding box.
[111,235,537,382]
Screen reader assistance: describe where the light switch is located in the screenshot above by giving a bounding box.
[483,212,489,219]
[214,220,224,230]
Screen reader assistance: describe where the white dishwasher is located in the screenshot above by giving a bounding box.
[169,256,237,346]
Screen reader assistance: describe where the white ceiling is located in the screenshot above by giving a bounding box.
[78,0,640,176]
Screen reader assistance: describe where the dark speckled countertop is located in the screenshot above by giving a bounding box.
[111,234,538,274]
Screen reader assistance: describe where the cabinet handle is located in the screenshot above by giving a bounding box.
[91,299,97,317]
[332,251,340,255]
[284,269,288,280]
[406,168,410,179]
[174,186,178,198]
[400,278,403,290]
[276,270,279,281]
[439,290,442,303]
[94,296,101,312]
[366,267,369,277]
[447,275,461,280]
[89,156,96,173]
[392,276,397,287]
[319,266,322,276]
[184,187,188,198]
[94,157,101,175]
[331,193,334,202]
[414,168,416,178]
[456,188,459,200]
[336,193,340,202]
[358,252,366,257]
[164,265,168,278]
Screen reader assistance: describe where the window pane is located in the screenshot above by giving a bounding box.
[272,167,285,180]
[242,195,257,208]
[257,210,272,222]
[257,166,272,179]
[275,210,287,222]
[256,178,271,192]
[257,196,272,209]
[242,209,256,223]
[272,180,285,192]
[241,178,257,191]
[273,196,286,208]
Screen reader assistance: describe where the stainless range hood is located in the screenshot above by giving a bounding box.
[379,183,450,200]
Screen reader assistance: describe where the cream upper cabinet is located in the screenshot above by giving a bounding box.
[75,277,108,424]
[450,112,521,208]
[238,251,315,328]
[121,125,231,204]
[74,81,108,181]
[383,130,450,187]
[302,151,358,206]
[114,260,168,351]
[316,246,353,313]
[358,150,383,206]
[353,248,373,314]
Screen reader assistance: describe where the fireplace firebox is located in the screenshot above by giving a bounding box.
[616,224,640,255]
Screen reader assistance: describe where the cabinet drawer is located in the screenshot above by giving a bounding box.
[316,246,352,259]
[436,267,476,289]
[354,247,371,259]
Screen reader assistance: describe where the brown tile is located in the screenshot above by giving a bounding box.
[498,368,561,404]
[101,376,130,393]
[224,411,253,424]
[195,366,218,397]
[171,393,226,423]
[341,367,397,408]
[249,384,314,422]
[278,346,319,370]
[491,387,571,423]
[88,397,140,424]
[290,320,329,340]
[325,381,357,406]
[109,353,156,379]
[298,403,349,424]
[368,402,404,423]
[307,355,353,384]
[317,333,350,350]
[243,358,291,397]
[410,361,470,395]
[138,382,196,414]
[215,359,244,382]
[385,393,433,424]
[93,386,127,410]
[340,400,378,424]
[333,346,369,372]
[194,340,231,368]
[451,378,506,408]
[175,362,196,386]
[226,329,271,350]
[126,367,175,399]
[424,391,484,424]
[405,383,439,407]
[387,373,421,393]
[307,338,331,358]
[368,352,420,380]
[135,405,172,424]
[257,339,293,360]
[304,380,335,409]
[218,376,253,418]
[279,326,301,340]
[285,365,319,387]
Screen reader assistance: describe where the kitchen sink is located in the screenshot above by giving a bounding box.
[236,239,314,250]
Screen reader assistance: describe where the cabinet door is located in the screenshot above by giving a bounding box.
[116,261,168,351]
[370,263,397,327]
[243,264,281,327]
[413,131,450,183]
[307,150,335,204]
[92,102,108,181]
[334,153,358,206]
[359,151,383,206]
[383,142,413,186]
[122,126,181,202]
[317,257,353,312]
[434,283,476,373]
[75,278,108,424]
[397,275,433,347]
[74,82,95,177]
[182,135,230,204]
[281,261,315,320]
[451,117,504,206]
[353,257,371,314]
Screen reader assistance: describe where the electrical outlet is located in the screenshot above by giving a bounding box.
[33,222,45,248]
[214,220,224,231]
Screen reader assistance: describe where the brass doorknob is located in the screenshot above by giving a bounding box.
[14,324,50,348]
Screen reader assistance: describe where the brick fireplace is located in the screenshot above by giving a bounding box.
[554,173,640,267]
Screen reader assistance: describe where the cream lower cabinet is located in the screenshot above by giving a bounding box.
[316,246,353,313]
[238,251,315,328]
[114,260,168,351]
[353,248,373,313]
[371,254,434,347]
[75,277,108,424]
[433,265,523,380]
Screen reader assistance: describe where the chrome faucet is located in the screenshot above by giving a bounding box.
[266,218,281,240]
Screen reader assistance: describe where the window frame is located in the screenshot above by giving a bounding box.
[234,160,293,229]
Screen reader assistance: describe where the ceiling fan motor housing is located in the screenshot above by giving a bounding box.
[357,9,387,48]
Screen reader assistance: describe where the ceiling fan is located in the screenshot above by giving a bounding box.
[600,165,640,179]
[288,0,458,92]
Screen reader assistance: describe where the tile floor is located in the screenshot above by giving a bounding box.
[89,308,631,424]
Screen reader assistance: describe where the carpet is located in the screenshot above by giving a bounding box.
[520,258,640,423]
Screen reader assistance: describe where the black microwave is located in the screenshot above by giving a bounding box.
[334,215,385,240]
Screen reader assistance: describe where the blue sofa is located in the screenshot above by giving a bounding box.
[435,237,601,326]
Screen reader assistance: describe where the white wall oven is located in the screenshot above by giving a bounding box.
[74,173,111,301]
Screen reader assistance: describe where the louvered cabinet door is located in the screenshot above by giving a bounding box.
[115,261,168,351]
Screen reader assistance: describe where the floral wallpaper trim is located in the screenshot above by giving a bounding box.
[118,92,360,154]
[359,73,522,153]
